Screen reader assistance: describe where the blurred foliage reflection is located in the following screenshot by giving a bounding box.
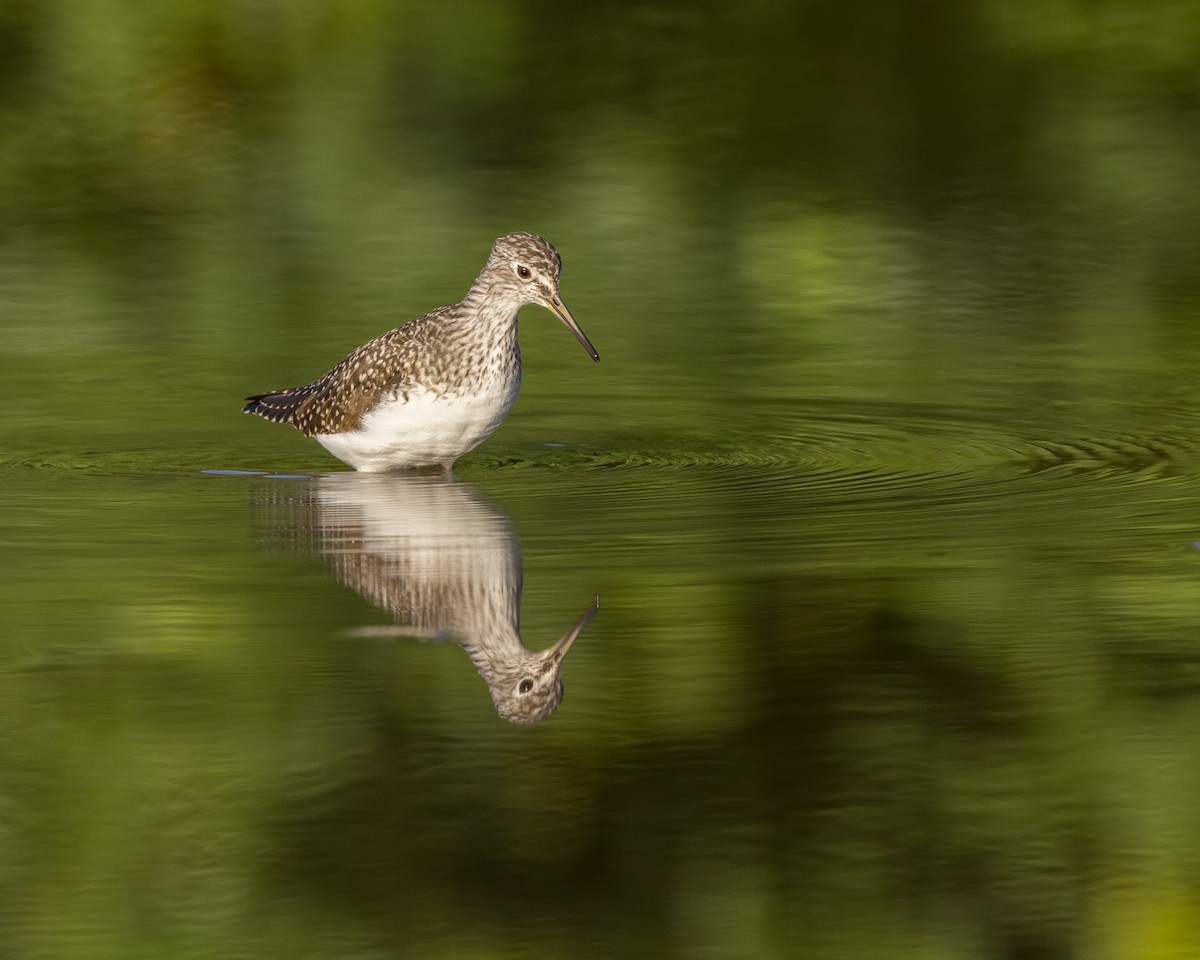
[2,1,1200,958]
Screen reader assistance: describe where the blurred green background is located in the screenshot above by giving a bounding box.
[3,1,1200,959]
[1,0,1199,467]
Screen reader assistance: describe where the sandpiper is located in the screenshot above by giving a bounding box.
[243,232,598,471]
[305,473,599,724]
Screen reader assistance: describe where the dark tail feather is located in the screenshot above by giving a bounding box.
[243,386,315,426]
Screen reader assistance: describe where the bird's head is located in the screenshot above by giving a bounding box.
[486,232,599,362]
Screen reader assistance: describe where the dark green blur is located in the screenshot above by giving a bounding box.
[2,2,1200,958]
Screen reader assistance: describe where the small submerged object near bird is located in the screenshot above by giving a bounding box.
[243,232,598,471]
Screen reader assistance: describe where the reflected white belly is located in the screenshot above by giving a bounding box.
[315,385,518,471]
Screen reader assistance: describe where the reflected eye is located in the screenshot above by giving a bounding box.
[518,679,533,694]
[515,264,532,280]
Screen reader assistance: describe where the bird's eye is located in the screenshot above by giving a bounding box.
[518,678,533,694]
[516,264,532,280]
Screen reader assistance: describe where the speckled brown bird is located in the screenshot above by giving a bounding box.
[243,232,598,471]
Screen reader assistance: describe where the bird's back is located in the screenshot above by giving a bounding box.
[244,306,464,436]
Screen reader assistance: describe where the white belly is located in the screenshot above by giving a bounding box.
[315,385,518,472]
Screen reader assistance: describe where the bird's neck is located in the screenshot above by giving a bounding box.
[461,275,524,328]
[461,632,535,679]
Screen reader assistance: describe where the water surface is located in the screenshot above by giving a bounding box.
[3,3,1200,958]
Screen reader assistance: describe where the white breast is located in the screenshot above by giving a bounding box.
[315,381,519,472]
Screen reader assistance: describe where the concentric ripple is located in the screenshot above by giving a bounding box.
[471,399,1200,533]
[4,399,1200,520]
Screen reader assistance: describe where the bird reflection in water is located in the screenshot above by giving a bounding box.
[264,473,597,724]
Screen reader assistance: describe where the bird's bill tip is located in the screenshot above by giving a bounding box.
[546,297,599,362]
[547,599,600,661]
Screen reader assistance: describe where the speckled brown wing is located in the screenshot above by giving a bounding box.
[243,307,456,436]
[242,382,321,427]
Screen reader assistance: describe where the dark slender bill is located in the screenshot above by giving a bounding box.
[548,298,600,362]
[548,598,601,661]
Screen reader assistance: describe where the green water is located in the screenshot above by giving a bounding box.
[4,2,1200,958]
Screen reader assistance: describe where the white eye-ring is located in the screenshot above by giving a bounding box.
[515,264,532,280]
